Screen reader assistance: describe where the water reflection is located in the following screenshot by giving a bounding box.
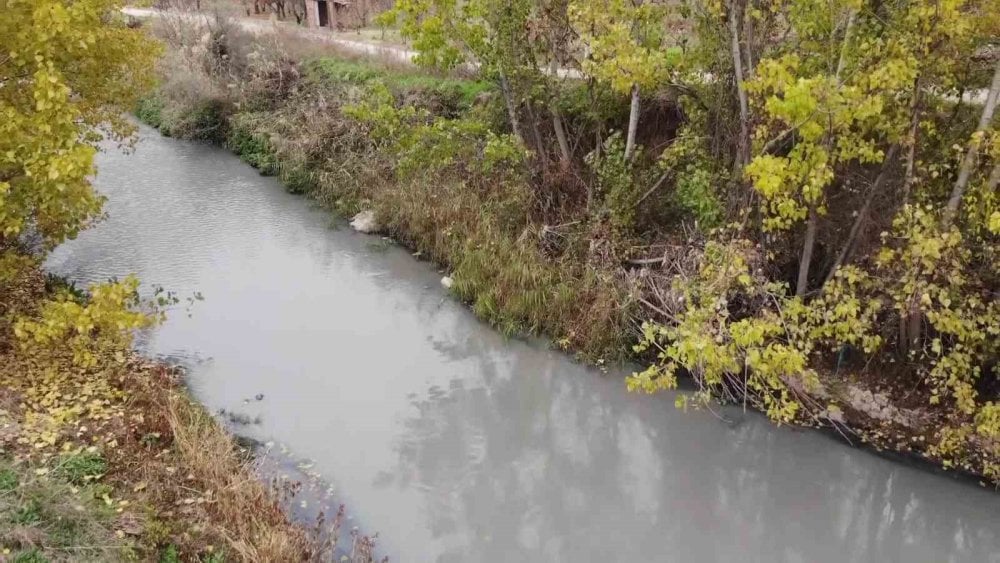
[48,124,999,563]
[394,331,999,561]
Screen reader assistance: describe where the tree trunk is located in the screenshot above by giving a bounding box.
[499,72,525,147]
[944,59,1000,227]
[805,9,857,295]
[588,127,601,211]
[526,102,547,164]
[986,161,1000,193]
[796,205,818,297]
[824,144,900,286]
[552,110,572,171]
[729,0,751,170]
[548,59,572,171]
[743,3,754,75]
[624,83,641,161]
[835,10,855,79]
[902,77,922,203]
[906,299,922,350]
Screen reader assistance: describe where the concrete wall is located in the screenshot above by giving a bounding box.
[305,0,320,27]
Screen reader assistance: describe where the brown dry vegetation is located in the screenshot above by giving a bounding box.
[2,3,387,560]
[0,262,382,561]
[137,13,637,355]
[134,8,999,486]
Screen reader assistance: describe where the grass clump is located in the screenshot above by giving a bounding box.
[135,96,166,130]
[0,468,18,492]
[304,57,493,111]
[54,453,106,486]
[0,457,127,561]
[226,120,278,174]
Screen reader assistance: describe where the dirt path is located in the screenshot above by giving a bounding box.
[122,7,592,79]
[123,7,420,65]
[125,8,995,104]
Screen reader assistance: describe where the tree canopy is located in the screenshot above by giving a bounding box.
[1,0,158,252]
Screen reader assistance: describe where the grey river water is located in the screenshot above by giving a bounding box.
[47,125,999,562]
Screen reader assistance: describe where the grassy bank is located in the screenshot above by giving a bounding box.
[0,261,378,561]
[136,14,999,486]
[1,4,388,560]
[136,17,635,361]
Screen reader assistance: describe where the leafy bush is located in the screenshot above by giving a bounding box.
[135,96,166,130]
[226,119,278,174]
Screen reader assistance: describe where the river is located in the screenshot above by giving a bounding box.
[46,125,1000,562]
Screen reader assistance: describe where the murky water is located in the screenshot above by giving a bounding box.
[48,125,999,562]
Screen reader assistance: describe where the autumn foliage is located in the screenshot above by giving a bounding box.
[141,0,998,482]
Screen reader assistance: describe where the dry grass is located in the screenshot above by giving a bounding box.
[0,457,128,562]
[0,259,385,561]
[137,12,635,360]
[162,390,313,561]
[0,350,386,561]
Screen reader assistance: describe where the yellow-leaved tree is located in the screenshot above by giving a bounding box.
[1,0,158,253]
[1,0,160,449]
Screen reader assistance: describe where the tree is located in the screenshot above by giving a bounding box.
[290,0,308,24]
[377,0,533,147]
[537,0,575,170]
[0,0,158,254]
[743,0,915,296]
[569,0,674,161]
[379,0,580,170]
[945,59,1000,227]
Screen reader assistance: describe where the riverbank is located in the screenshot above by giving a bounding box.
[135,13,999,487]
[0,259,376,561]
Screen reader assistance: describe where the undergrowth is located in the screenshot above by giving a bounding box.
[0,260,384,561]
[141,25,635,360]
[136,12,1000,485]
[303,58,493,111]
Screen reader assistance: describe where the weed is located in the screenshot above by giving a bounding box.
[11,549,48,563]
[0,467,18,491]
[13,500,42,525]
[143,515,174,546]
[367,238,393,252]
[55,452,106,485]
[135,96,166,130]
[140,432,163,448]
[160,544,180,563]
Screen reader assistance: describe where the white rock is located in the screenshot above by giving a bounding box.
[350,210,380,233]
[440,276,454,289]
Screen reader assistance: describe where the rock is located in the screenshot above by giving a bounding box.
[350,210,380,233]
[440,276,454,289]
[116,512,144,536]
[781,373,831,400]
[845,384,921,428]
